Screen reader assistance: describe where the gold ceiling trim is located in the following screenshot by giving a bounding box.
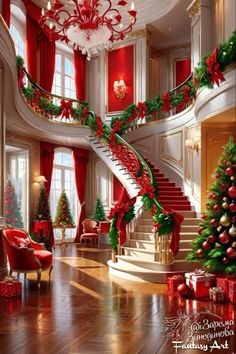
[186,0,201,18]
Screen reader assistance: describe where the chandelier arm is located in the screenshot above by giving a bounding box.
[71,0,82,18]
[50,9,73,27]
[110,19,137,36]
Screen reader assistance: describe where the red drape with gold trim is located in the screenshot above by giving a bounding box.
[72,148,89,242]
[2,0,10,27]
[39,32,55,91]
[74,49,86,101]
[40,142,54,198]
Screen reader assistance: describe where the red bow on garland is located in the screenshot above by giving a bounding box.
[206,48,225,86]
[108,196,136,246]
[109,120,122,147]
[81,107,89,121]
[163,207,184,257]
[176,86,191,112]
[138,184,156,199]
[18,66,25,88]
[60,99,73,119]
[31,88,40,108]
[161,91,171,112]
[137,102,148,119]
[96,115,103,138]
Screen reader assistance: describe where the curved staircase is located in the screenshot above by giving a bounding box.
[108,158,201,283]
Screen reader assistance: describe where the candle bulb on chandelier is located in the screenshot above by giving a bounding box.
[131,2,135,10]
[41,8,45,16]
[47,1,51,11]
[49,22,53,30]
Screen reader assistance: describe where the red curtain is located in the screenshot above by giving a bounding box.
[26,14,40,81]
[175,58,191,86]
[74,49,86,101]
[39,32,55,91]
[2,0,10,27]
[72,148,89,242]
[40,142,54,198]
[22,0,41,22]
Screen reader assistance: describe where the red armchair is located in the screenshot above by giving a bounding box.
[2,228,53,286]
[80,219,99,245]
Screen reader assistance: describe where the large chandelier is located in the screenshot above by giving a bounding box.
[39,0,137,59]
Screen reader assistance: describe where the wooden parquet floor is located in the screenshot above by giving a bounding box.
[0,244,235,354]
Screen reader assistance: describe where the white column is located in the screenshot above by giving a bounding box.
[187,0,212,70]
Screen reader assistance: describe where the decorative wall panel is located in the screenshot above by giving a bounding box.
[95,159,109,206]
[107,45,134,114]
[160,131,183,172]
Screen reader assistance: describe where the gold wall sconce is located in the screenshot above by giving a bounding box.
[113,80,127,100]
[185,137,200,153]
[34,175,47,184]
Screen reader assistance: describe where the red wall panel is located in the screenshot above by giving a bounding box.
[108,45,134,113]
[175,58,191,87]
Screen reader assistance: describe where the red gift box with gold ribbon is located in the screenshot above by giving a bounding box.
[185,269,216,298]
[0,276,22,297]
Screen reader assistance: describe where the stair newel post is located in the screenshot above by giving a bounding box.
[154,230,159,262]
[159,234,173,264]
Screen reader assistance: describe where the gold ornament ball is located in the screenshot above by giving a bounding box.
[222,202,229,209]
[220,213,231,227]
[229,224,236,237]
[231,176,235,181]
[232,242,236,248]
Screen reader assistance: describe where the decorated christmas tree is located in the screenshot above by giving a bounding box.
[4,180,24,228]
[54,190,74,227]
[34,184,52,221]
[92,197,106,223]
[32,184,52,250]
[187,137,236,274]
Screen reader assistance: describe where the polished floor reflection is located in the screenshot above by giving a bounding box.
[0,244,235,354]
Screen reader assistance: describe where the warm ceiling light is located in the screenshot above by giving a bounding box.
[39,0,137,60]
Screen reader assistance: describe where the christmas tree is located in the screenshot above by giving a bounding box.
[34,184,52,221]
[187,137,236,274]
[4,180,24,228]
[54,190,74,227]
[92,197,106,223]
[32,184,52,250]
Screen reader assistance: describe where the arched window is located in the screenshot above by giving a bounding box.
[50,148,78,242]
[9,24,25,60]
[52,54,76,99]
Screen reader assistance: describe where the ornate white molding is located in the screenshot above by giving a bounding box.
[186,0,201,18]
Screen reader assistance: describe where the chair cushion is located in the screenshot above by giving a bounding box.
[81,233,98,238]
[14,237,31,248]
[34,250,53,269]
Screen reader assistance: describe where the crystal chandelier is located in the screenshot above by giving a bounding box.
[40,0,137,59]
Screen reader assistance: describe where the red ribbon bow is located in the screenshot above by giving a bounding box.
[60,99,73,119]
[161,91,171,112]
[96,115,103,138]
[137,102,148,119]
[206,48,225,86]
[162,207,184,257]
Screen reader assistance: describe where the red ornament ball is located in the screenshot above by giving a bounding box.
[215,173,221,179]
[212,194,218,201]
[210,219,218,227]
[228,185,236,199]
[219,231,230,244]
[221,183,228,191]
[208,235,216,243]
[198,227,205,234]
[229,202,236,213]
[201,214,207,220]
[202,241,211,250]
[222,257,229,264]
[177,283,191,297]
[226,247,236,259]
[226,167,234,176]
[196,249,203,257]
[213,204,220,212]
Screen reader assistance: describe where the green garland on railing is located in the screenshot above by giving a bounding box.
[16,56,89,124]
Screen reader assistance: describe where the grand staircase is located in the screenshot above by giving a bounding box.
[88,136,201,283]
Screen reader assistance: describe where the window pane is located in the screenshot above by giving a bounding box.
[56,54,61,71]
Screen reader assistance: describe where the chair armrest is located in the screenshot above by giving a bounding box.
[29,238,45,250]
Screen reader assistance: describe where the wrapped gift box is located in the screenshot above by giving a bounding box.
[209,287,225,302]
[167,275,186,292]
[228,279,236,304]
[216,277,229,300]
[0,277,22,297]
[185,270,216,298]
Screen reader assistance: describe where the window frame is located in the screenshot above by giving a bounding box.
[50,147,78,243]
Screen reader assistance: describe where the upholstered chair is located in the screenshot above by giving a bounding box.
[80,219,99,245]
[2,228,53,286]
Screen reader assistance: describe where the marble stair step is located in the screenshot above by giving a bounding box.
[142,210,196,218]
